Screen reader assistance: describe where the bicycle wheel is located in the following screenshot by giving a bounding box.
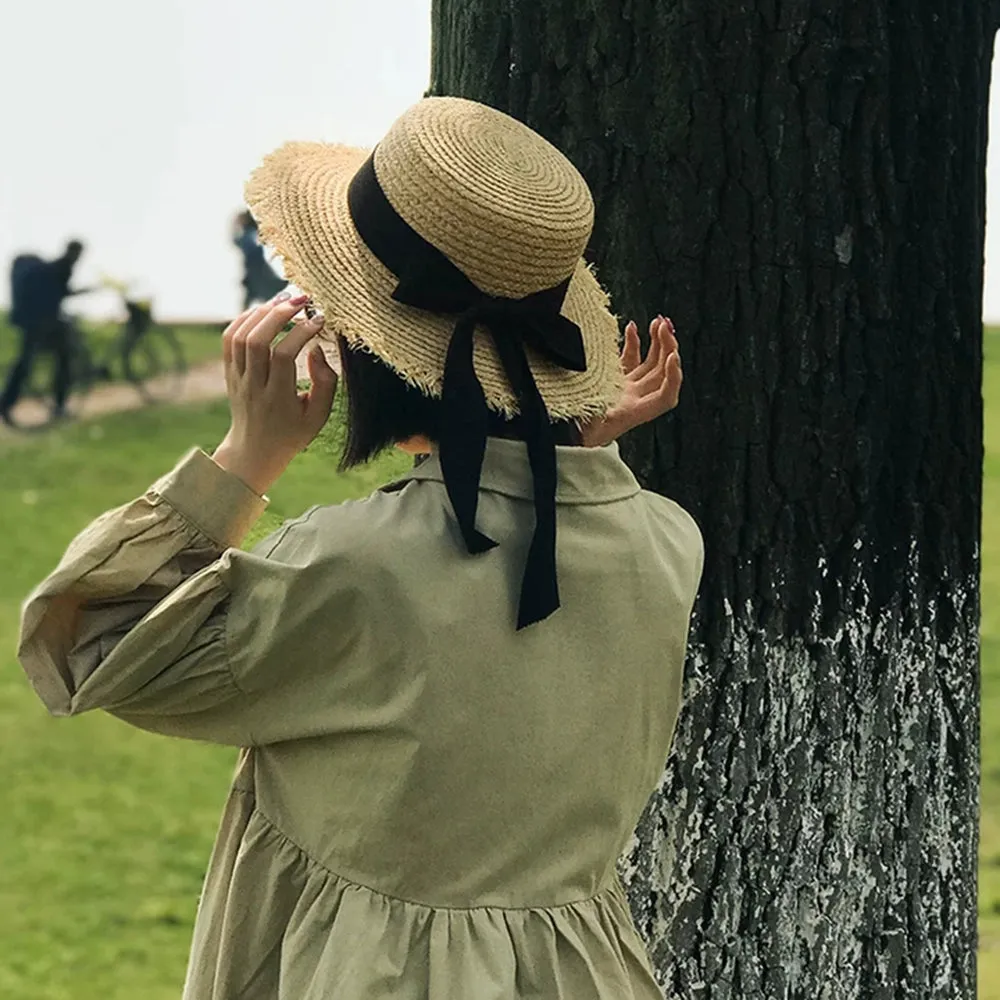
[122,325,188,402]
[24,353,51,400]
[67,325,98,405]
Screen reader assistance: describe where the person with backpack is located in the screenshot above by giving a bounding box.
[1,239,88,427]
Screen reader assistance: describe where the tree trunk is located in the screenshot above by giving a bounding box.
[431,2,989,997]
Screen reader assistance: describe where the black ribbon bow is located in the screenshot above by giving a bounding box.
[348,153,587,628]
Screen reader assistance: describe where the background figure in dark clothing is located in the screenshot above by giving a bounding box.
[1,240,87,426]
[232,211,286,308]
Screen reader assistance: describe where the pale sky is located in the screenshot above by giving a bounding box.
[0,0,433,321]
[2,0,1000,322]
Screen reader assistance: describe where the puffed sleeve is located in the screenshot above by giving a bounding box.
[18,448,275,745]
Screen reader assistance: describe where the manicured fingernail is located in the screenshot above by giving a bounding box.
[289,293,309,306]
[273,291,292,303]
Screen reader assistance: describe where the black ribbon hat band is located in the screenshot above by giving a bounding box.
[346,153,588,629]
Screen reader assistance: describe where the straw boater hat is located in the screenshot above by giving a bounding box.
[245,96,625,629]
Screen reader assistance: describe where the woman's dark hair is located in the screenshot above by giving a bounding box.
[337,335,582,469]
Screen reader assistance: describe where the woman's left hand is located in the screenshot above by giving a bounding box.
[581,315,682,448]
[212,295,338,495]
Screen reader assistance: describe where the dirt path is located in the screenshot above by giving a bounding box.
[0,361,228,437]
[0,349,337,439]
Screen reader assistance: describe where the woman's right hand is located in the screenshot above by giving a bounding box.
[212,294,337,495]
[581,315,682,447]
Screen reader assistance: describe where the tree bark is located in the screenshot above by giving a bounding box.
[431,2,989,997]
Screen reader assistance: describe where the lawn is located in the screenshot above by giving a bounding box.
[0,332,996,998]
[0,396,410,1000]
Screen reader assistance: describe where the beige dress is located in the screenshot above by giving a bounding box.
[18,438,703,1000]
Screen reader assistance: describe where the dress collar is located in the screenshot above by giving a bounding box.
[398,438,641,506]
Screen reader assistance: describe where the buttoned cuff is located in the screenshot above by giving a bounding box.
[151,448,269,549]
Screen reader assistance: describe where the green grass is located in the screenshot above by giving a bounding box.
[0,397,409,1000]
[0,331,996,997]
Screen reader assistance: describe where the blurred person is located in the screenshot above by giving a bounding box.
[16,100,700,999]
[1,239,88,426]
[232,210,286,308]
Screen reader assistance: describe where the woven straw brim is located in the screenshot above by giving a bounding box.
[245,142,623,422]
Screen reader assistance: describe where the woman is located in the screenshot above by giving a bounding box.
[18,98,703,999]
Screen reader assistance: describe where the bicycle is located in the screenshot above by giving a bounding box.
[23,288,188,409]
[112,295,188,403]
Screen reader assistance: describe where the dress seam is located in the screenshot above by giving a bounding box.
[220,585,262,748]
[251,504,325,559]
[253,806,617,914]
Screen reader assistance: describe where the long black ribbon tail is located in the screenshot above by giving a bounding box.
[491,328,560,629]
[439,311,498,556]
[349,152,585,628]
